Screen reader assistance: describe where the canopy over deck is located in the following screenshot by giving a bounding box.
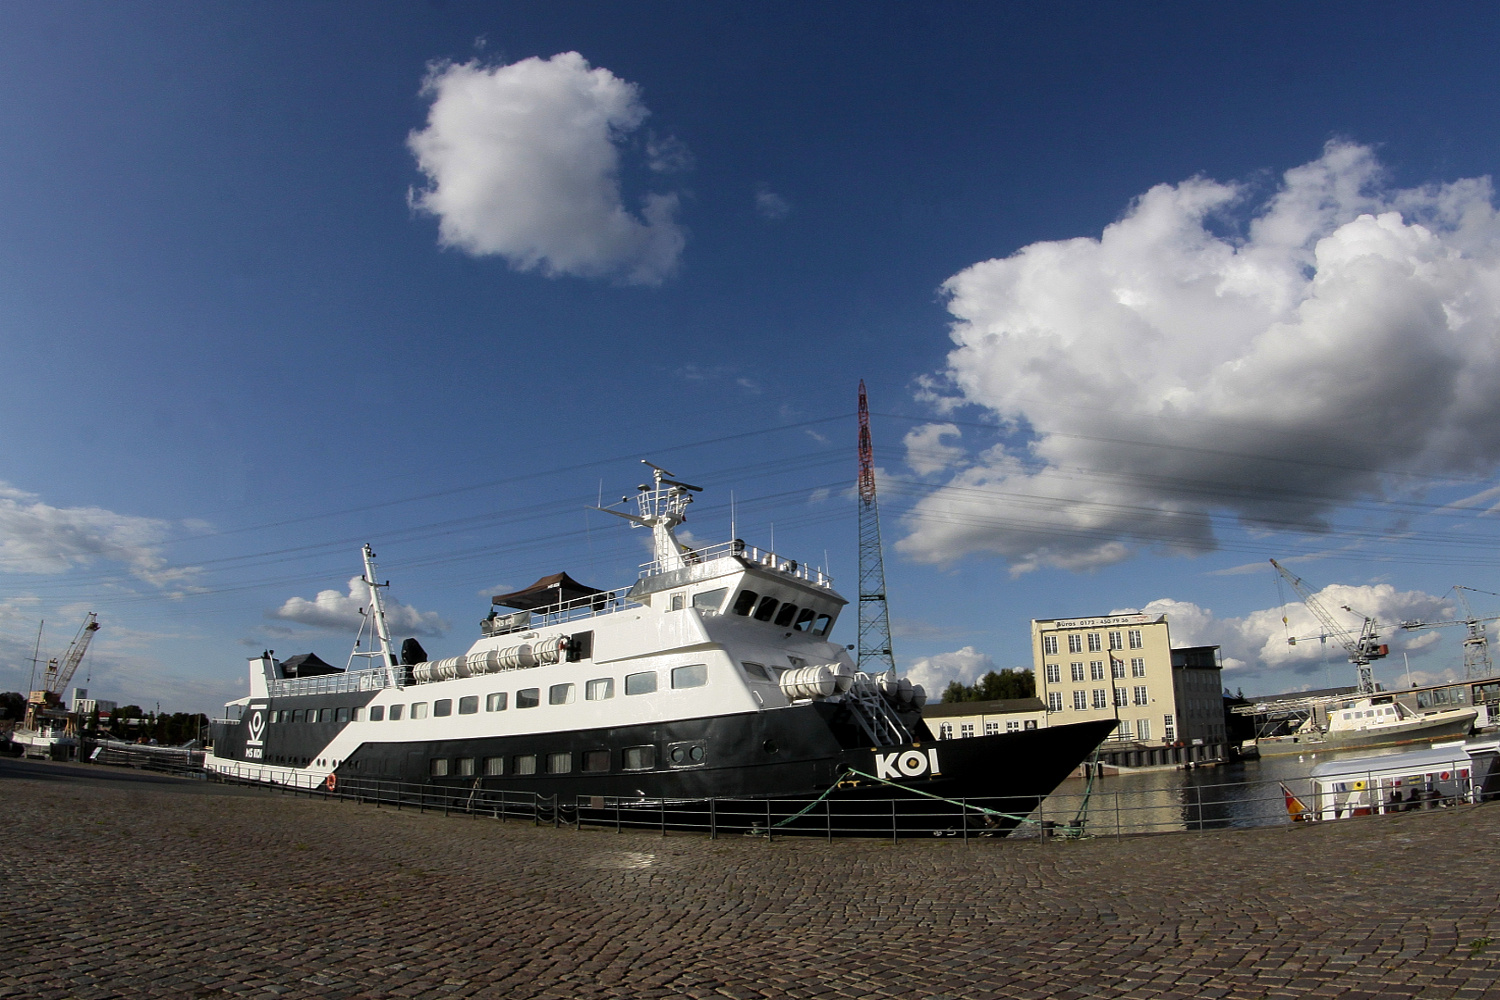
[491,572,604,611]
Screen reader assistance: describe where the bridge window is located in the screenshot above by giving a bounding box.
[369,705,385,721]
[486,692,507,711]
[516,688,540,709]
[754,597,780,622]
[732,590,759,616]
[813,614,834,636]
[458,696,478,715]
[672,664,708,689]
[793,608,817,632]
[693,588,728,613]
[433,699,452,717]
[625,671,658,695]
[774,603,799,627]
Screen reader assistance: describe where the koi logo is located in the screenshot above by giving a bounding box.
[246,705,267,746]
[874,747,941,780]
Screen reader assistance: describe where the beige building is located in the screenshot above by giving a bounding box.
[924,697,1048,740]
[1031,613,1224,746]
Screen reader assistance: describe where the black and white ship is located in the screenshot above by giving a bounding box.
[207,464,1114,834]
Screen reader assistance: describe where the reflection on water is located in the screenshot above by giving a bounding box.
[1029,744,1442,837]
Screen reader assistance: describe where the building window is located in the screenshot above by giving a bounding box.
[430,758,449,777]
[1088,633,1102,652]
[625,671,658,695]
[458,696,478,715]
[1007,721,1021,732]
[583,750,610,772]
[1043,635,1058,655]
[1111,659,1125,679]
[1109,630,1122,650]
[549,683,575,705]
[985,721,1000,735]
[484,756,504,776]
[1068,634,1083,654]
[1024,720,1038,730]
[513,754,537,775]
[1133,685,1149,706]
[1163,715,1176,742]
[1090,660,1105,680]
[486,692,507,711]
[1128,629,1143,649]
[370,705,385,721]
[410,703,429,720]
[1136,718,1151,741]
[1070,662,1085,682]
[516,688,540,709]
[1047,692,1063,712]
[1114,688,1128,708]
[1092,689,1108,709]
[1073,691,1088,710]
[1131,658,1146,677]
[456,757,475,777]
[961,723,974,738]
[585,678,614,701]
[1045,663,1060,684]
[622,746,655,770]
[547,752,572,774]
[1117,720,1132,738]
[672,664,708,689]
[939,722,954,739]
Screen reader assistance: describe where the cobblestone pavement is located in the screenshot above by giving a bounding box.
[4,758,1500,1000]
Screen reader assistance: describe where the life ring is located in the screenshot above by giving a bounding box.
[325,772,337,791]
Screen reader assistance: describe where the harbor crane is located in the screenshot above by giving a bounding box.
[1270,560,1386,695]
[22,612,100,731]
[1399,586,1499,680]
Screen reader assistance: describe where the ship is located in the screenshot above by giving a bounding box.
[1256,694,1476,757]
[206,464,1115,835]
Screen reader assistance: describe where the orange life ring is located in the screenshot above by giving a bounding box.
[325,772,337,791]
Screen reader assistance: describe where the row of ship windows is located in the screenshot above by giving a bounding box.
[1046,686,1150,711]
[729,589,835,634]
[1042,630,1144,655]
[268,665,710,726]
[937,720,1040,738]
[427,741,706,778]
[1043,659,1146,683]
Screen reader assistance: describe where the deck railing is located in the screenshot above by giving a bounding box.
[638,539,833,587]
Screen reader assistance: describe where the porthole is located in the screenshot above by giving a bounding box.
[763,740,779,754]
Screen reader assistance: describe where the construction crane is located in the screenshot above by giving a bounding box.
[856,381,896,676]
[23,612,100,731]
[1399,586,1499,680]
[1270,560,1386,695]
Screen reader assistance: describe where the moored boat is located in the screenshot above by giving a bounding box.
[1257,695,1475,757]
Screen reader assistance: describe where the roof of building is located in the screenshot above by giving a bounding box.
[924,697,1047,718]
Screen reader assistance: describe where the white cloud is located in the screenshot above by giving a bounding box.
[903,422,964,476]
[271,577,449,636]
[645,132,694,174]
[755,184,790,220]
[0,482,195,587]
[906,645,995,698]
[1141,581,1452,691]
[408,52,686,285]
[900,142,1500,572]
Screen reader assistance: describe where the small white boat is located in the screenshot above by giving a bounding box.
[1258,695,1475,756]
[1284,740,1500,821]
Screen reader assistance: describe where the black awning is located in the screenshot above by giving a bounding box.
[491,572,603,610]
[279,652,342,678]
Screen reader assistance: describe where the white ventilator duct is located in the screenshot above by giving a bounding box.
[410,637,567,683]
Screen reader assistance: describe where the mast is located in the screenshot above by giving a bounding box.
[361,543,398,685]
[857,381,896,676]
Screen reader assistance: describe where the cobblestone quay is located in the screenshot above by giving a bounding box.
[4,758,1500,1000]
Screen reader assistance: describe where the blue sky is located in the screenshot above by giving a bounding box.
[4,2,1500,713]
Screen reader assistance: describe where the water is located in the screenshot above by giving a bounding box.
[1026,743,1446,837]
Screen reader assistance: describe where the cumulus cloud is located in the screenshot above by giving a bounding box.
[408,51,686,285]
[906,645,995,698]
[903,423,965,476]
[1139,580,1452,691]
[645,132,694,174]
[271,577,449,636]
[0,482,194,587]
[754,184,790,220]
[899,142,1500,572]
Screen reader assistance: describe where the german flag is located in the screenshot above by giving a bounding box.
[1281,782,1309,822]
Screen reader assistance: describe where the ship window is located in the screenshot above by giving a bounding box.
[670,592,685,612]
[549,683,575,706]
[754,597,780,622]
[693,588,728,613]
[793,608,817,632]
[389,704,404,721]
[567,631,593,663]
[433,699,452,717]
[623,745,656,770]
[583,750,610,772]
[411,702,429,720]
[667,741,706,767]
[742,661,775,682]
[513,754,537,775]
[458,696,478,715]
[625,671,658,695]
[672,664,708,689]
[486,692,507,711]
[586,678,614,701]
[350,708,361,721]
[370,705,385,721]
[430,758,449,777]
[516,688,540,709]
[456,757,475,776]
[813,614,833,636]
[547,752,572,774]
[773,603,798,627]
[291,710,303,723]
[732,590,759,616]
[336,707,349,723]
[318,708,332,723]
[484,756,504,776]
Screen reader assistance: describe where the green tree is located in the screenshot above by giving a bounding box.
[941,668,1036,703]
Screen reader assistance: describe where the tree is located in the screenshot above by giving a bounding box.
[0,691,24,721]
[941,669,1036,703]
